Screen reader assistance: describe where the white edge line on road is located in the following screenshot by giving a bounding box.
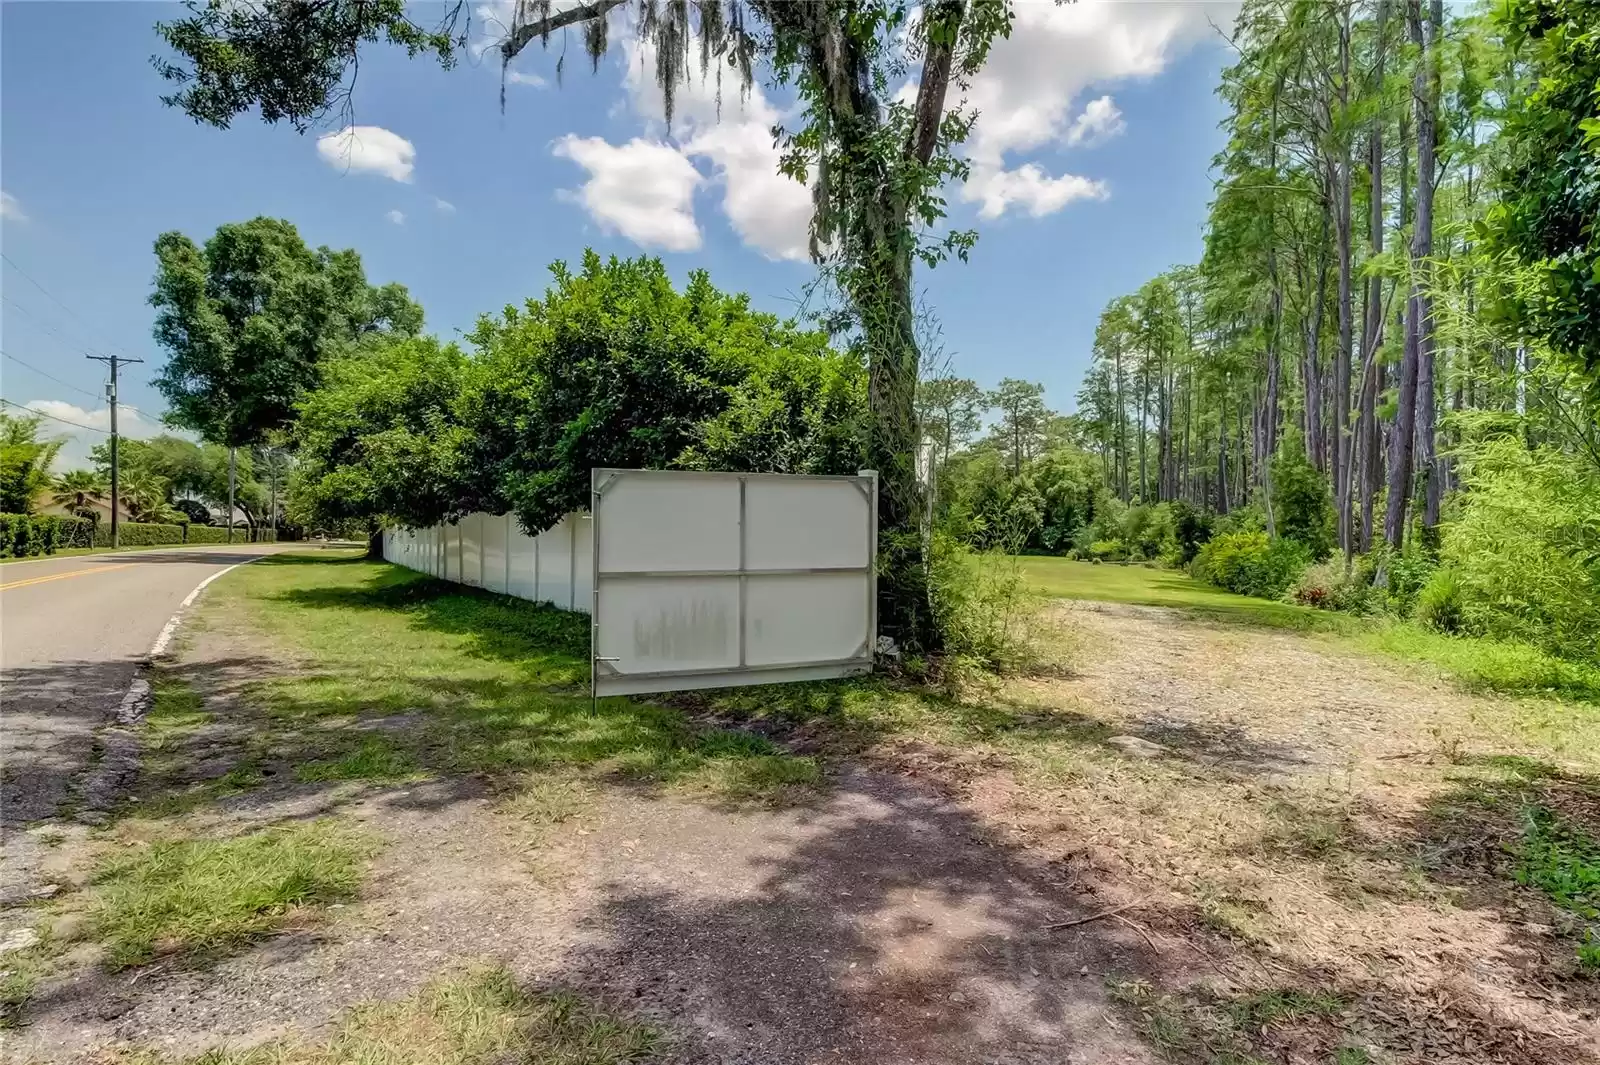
[148,555,268,660]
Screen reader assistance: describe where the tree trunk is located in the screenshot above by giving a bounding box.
[847,195,931,649]
[1412,0,1442,539]
[1305,165,1332,474]
[1356,0,1389,556]
[1217,391,1229,515]
[1333,3,1355,554]
[1384,72,1415,551]
[1138,364,1149,503]
[226,445,237,545]
[1114,339,1128,503]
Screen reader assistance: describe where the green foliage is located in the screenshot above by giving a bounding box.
[0,514,93,557]
[1288,559,1380,614]
[1486,0,1600,388]
[150,216,422,449]
[466,252,857,535]
[1444,437,1600,663]
[987,378,1049,475]
[1168,500,1214,564]
[1415,568,1466,633]
[154,1,457,131]
[1270,441,1336,560]
[291,335,482,531]
[674,334,867,476]
[1192,530,1311,600]
[0,412,64,514]
[927,535,1040,675]
[81,521,229,548]
[917,376,985,464]
[49,468,108,516]
[1516,805,1600,970]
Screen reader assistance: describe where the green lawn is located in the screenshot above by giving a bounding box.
[1017,555,1600,703]
[189,552,824,805]
[1015,556,1333,630]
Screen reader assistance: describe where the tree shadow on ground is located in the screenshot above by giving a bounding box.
[1127,713,1315,777]
[544,765,1178,1065]
[1381,754,1600,1015]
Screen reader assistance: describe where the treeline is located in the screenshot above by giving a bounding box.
[1069,0,1599,666]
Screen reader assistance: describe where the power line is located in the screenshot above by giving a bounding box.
[1,349,104,402]
[0,347,156,421]
[0,294,112,358]
[0,252,124,356]
[0,396,110,434]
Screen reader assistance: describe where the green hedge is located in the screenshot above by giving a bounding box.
[1,514,274,554]
[88,522,270,547]
[0,514,95,557]
[1191,530,1311,600]
[92,522,187,548]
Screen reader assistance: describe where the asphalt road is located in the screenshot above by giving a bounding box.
[0,543,290,832]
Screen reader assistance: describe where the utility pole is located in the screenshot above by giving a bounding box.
[267,448,278,543]
[86,354,144,549]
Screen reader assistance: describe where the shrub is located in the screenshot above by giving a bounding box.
[185,525,233,544]
[1192,531,1311,600]
[1213,502,1267,537]
[1444,438,1600,664]
[928,533,1041,675]
[92,522,187,548]
[1089,539,1127,562]
[1415,568,1466,634]
[1121,503,1179,563]
[1270,442,1336,559]
[1168,499,1213,565]
[0,514,93,557]
[1288,559,1379,613]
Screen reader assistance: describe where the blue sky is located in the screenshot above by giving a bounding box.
[1,1,1236,467]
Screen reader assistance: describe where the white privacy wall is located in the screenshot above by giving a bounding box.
[383,512,593,613]
[591,469,876,697]
[384,469,878,698]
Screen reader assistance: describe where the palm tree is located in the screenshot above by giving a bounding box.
[120,470,173,523]
[50,469,109,515]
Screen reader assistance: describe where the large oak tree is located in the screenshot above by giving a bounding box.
[151,0,1016,649]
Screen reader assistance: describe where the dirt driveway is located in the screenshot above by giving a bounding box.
[7,562,1597,1065]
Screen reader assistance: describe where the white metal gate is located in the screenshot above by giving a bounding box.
[590,468,877,697]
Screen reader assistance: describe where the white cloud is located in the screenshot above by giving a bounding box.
[966,166,1108,221]
[386,209,406,225]
[315,125,417,182]
[506,69,546,88]
[957,0,1229,219]
[22,400,156,471]
[434,197,456,214]
[1,190,26,222]
[1064,95,1126,147]
[622,39,813,262]
[552,135,702,252]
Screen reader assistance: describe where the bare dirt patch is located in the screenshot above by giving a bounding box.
[936,601,1600,1064]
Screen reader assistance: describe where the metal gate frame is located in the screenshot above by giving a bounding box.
[590,468,877,698]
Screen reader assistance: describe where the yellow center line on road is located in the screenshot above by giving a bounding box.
[0,563,139,591]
